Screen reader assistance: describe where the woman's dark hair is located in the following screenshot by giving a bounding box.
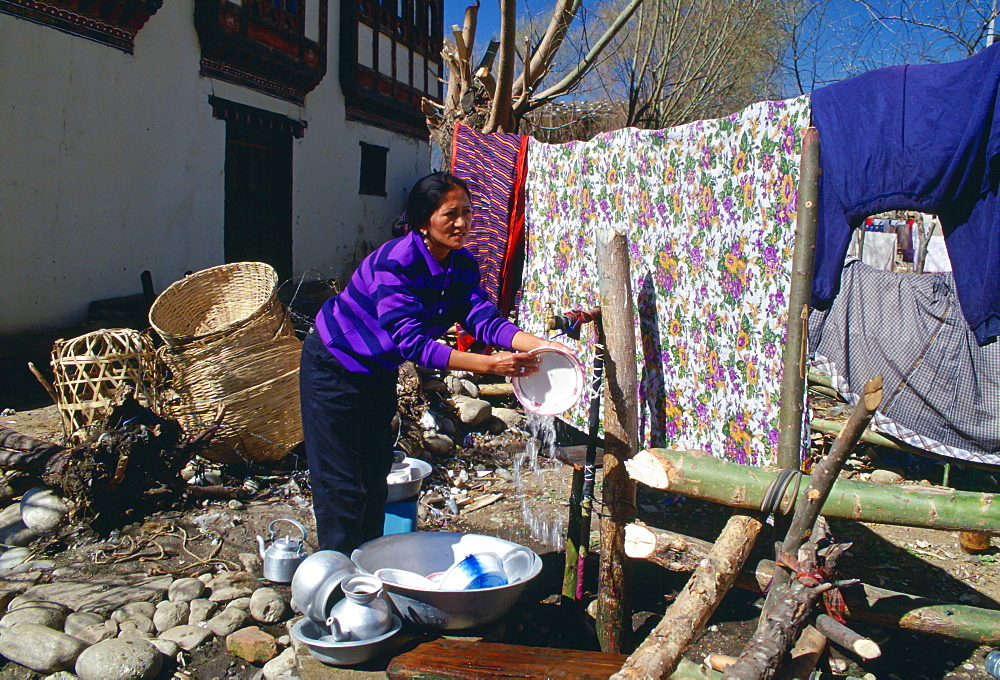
[406,172,471,233]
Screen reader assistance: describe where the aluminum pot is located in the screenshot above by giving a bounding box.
[290,550,359,623]
[351,532,542,630]
[291,615,402,666]
[386,457,432,503]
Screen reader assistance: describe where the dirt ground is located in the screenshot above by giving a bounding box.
[1,400,999,680]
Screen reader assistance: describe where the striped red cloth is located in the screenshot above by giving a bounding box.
[450,122,528,318]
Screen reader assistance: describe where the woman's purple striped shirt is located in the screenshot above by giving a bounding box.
[315,231,519,373]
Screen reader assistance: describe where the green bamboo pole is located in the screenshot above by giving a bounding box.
[777,127,820,470]
[562,466,584,599]
[624,448,1000,534]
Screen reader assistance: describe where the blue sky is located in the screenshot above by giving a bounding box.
[443,0,503,51]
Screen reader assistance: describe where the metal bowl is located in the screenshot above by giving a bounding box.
[290,550,360,623]
[291,615,402,666]
[386,457,433,503]
[351,532,542,630]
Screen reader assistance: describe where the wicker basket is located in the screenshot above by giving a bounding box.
[149,262,290,349]
[49,329,155,440]
[158,335,303,463]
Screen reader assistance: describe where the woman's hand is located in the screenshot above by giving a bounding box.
[490,351,542,378]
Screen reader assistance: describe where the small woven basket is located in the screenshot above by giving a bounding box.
[149,262,289,349]
[50,329,155,440]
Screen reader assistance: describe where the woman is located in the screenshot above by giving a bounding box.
[300,171,571,553]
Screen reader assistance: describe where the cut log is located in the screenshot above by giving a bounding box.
[612,511,764,680]
[624,449,1000,534]
[595,229,639,653]
[624,521,710,573]
[814,614,881,660]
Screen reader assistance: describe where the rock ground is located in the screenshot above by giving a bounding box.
[0,398,997,680]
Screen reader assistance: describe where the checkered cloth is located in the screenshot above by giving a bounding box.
[809,258,1000,467]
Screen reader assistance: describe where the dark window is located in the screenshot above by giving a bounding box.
[359,142,389,196]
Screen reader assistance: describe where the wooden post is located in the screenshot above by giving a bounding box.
[613,511,764,679]
[595,229,639,653]
[777,127,820,470]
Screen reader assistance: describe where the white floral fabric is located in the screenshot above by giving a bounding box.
[518,96,811,466]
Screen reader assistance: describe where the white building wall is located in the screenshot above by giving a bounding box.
[0,0,428,336]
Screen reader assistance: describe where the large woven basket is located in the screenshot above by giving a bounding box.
[149,262,289,349]
[158,335,303,464]
[50,329,155,440]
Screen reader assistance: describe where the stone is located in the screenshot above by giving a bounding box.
[112,612,156,637]
[0,547,32,571]
[492,407,524,429]
[443,375,465,395]
[207,571,258,602]
[0,622,88,673]
[226,626,278,663]
[423,433,454,456]
[147,638,180,658]
[117,624,150,640]
[42,673,77,680]
[276,634,290,646]
[1,598,68,630]
[249,588,287,624]
[870,468,905,485]
[451,396,492,426]
[21,575,172,617]
[74,620,119,645]
[263,646,297,680]
[238,552,263,577]
[459,379,479,398]
[229,596,252,611]
[153,601,189,633]
[207,606,249,637]
[111,602,156,624]
[64,611,105,636]
[167,577,205,603]
[157,624,212,651]
[197,572,214,584]
[0,517,41,547]
[9,559,56,574]
[20,487,68,533]
[187,598,217,625]
[75,637,163,680]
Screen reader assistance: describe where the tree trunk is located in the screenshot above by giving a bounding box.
[613,511,763,679]
[595,229,638,653]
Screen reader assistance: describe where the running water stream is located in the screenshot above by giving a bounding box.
[512,412,567,550]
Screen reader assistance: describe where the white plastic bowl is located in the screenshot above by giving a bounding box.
[512,347,585,415]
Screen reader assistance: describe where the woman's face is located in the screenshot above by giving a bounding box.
[421,186,472,261]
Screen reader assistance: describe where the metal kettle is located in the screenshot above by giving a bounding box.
[256,518,309,583]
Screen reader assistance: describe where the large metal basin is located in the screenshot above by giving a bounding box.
[351,532,542,630]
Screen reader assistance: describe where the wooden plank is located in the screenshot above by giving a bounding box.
[386,639,627,680]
